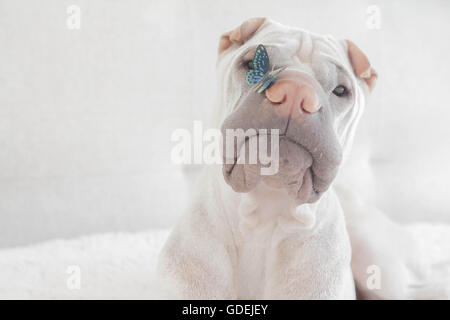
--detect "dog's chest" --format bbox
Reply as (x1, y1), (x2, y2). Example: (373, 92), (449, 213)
(235, 212), (279, 299)
(233, 196), (308, 299)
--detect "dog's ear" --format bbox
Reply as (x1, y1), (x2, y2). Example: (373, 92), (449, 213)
(218, 17), (267, 55)
(345, 40), (377, 91)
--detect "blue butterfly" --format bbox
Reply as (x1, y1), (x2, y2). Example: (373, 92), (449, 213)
(246, 44), (286, 94)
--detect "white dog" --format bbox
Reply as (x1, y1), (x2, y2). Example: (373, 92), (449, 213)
(157, 17), (378, 299)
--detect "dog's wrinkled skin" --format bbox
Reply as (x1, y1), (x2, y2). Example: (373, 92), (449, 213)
(157, 18), (377, 299)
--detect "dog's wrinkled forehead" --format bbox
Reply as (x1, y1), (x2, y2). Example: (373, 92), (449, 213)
(218, 20), (352, 80)
(217, 18), (376, 94)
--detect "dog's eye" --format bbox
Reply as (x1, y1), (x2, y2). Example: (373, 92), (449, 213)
(245, 60), (254, 69)
(332, 85), (349, 97)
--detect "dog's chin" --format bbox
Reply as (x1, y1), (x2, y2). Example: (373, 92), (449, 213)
(261, 138), (322, 204)
(223, 136), (326, 205)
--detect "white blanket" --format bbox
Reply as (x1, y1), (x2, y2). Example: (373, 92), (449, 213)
(0, 225), (448, 299)
(0, 230), (169, 299)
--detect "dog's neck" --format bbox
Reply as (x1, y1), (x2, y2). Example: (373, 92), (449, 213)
(217, 170), (337, 241)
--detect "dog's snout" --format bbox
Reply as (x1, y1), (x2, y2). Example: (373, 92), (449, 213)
(265, 78), (321, 114)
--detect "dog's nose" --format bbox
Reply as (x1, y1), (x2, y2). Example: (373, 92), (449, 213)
(265, 78), (321, 114)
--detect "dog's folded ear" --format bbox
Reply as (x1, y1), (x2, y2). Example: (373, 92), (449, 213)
(345, 40), (377, 91)
(218, 17), (267, 55)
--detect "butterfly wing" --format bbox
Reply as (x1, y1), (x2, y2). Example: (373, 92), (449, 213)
(253, 44), (270, 74)
(246, 69), (265, 85)
(246, 45), (271, 85)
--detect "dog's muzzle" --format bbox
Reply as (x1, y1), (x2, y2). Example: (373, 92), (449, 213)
(221, 70), (342, 204)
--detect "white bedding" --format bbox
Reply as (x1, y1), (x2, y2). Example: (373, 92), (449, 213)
(0, 225), (448, 299)
(0, 230), (169, 299)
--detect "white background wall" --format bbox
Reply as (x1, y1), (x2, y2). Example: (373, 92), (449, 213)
(1, 0), (449, 247)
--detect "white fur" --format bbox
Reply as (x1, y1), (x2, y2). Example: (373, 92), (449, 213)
(157, 165), (355, 299)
